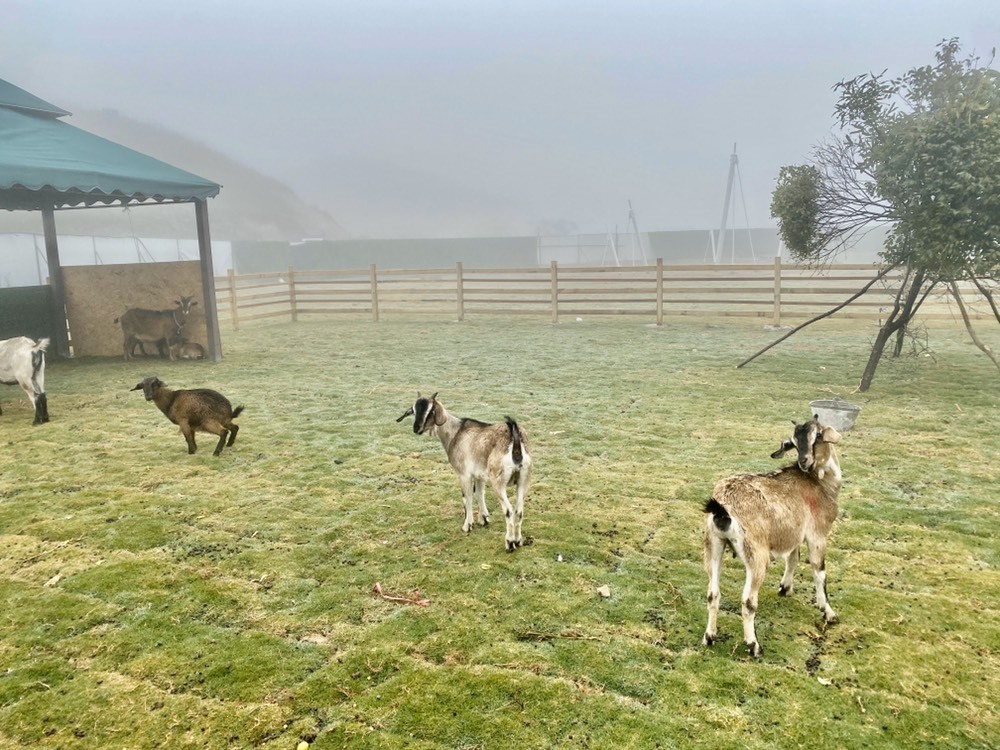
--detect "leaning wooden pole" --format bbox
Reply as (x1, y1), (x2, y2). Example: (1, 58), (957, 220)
(736, 265), (895, 369)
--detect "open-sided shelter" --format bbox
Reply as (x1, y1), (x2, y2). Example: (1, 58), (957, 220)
(0, 78), (223, 359)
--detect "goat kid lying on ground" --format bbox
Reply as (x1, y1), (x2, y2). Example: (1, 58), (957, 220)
(168, 336), (206, 360)
(132, 376), (243, 456)
(397, 392), (532, 552)
(703, 416), (843, 657)
(0, 336), (50, 425)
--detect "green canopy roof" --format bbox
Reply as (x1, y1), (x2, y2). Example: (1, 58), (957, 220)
(0, 78), (220, 211)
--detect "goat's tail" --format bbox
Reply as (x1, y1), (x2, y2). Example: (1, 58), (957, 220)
(232, 405), (245, 419)
(505, 416), (523, 465)
(703, 498), (732, 533)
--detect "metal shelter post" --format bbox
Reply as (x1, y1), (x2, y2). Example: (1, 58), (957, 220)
(194, 199), (223, 362)
(41, 205), (70, 357)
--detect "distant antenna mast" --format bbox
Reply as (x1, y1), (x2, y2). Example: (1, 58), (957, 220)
(712, 144), (756, 264)
(627, 200), (648, 265)
(714, 144), (738, 264)
(603, 227), (622, 266)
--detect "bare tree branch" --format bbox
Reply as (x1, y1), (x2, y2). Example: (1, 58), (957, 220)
(950, 281), (1000, 373)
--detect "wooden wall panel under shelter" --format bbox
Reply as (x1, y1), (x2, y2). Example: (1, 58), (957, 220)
(63, 261), (207, 358)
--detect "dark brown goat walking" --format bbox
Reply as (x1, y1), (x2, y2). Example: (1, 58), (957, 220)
(132, 376), (243, 456)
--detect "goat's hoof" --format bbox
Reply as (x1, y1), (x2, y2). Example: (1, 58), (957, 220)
(746, 641), (762, 657)
(703, 633), (715, 647)
(778, 585), (793, 597)
(480, 517), (490, 527)
(505, 540), (518, 553)
(824, 611), (839, 625)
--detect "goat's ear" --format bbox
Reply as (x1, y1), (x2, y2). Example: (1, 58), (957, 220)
(190, 300), (198, 307)
(820, 425), (842, 444)
(130, 382), (144, 391)
(433, 403), (447, 426)
(770, 439), (794, 459)
(396, 407), (414, 423)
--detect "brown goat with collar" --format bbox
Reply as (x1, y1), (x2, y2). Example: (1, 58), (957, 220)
(702, 417), (843, 657)
(132, 376), (243, 456)
(398, 392), (532, 552)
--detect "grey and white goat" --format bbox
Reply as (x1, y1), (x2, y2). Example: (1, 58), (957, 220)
(116, 295), (197, 361)
(0, 336), (50, 425)
(702, 416), (843, 657)
(397, 392), (532, 552)
(132, 376), (243, 456)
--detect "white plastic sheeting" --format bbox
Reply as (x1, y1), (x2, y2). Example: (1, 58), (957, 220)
(0, 233), (232, 287)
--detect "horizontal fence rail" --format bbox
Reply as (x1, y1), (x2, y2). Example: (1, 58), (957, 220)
(214, 260), (985, 329)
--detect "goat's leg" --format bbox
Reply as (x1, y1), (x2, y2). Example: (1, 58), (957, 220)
(33, 392), (48, 425)
(807, 538), (837, 623)
(490, 478), (518, 552)
(511, 469), (529, 547)
(226, 423), (239, 446)
(474, 480), (489, 526)
(459, 477), (476, 533)
(702, 532), (725, 647)
(213, 430), (229, 456)
(741, 559), (767, 657)
(179, 422), (197, 454)
(778, 547), (799, 596)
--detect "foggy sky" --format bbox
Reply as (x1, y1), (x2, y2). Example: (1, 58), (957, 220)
(3, 0), (998, 239)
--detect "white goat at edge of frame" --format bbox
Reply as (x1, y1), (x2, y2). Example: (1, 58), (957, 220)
(398, 392), (532, 552)
(702, 416), (843, 657)
(0, 336), (50, 425)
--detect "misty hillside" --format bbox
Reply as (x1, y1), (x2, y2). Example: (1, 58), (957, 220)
(0, 109), (347, 242)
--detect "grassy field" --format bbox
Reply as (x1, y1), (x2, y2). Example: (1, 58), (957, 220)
(1, 314), (997, 749)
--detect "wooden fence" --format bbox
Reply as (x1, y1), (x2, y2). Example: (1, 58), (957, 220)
(214, 259), (979, 330)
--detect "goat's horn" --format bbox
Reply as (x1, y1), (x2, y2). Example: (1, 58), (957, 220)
(396, 407), (414, 423)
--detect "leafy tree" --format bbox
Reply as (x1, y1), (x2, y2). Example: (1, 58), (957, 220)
(766, 39), (1000, 391)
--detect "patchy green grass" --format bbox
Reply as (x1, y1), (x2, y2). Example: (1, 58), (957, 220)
(1, 314), (998, 749)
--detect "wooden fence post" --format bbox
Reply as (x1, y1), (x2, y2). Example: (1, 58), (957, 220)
(550, 260), (559, 323)
(370, 263), (380, 322)
(227, 268), (240, 331)
(456, 261), (465, 321)
(656, 257), (664, 326)
(288, 265), (298, 323)
(773, 255), (782, 326)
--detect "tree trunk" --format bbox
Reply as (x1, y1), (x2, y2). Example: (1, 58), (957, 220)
(858, 266), (927, 391)
(891, 268), (929, 357)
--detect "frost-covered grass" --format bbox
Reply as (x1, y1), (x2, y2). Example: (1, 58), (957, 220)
(0, 315), (997, 749)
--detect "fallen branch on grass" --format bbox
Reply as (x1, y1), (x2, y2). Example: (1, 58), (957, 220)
(514, 629), (603, 642)
(372, 582), (429, 606)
